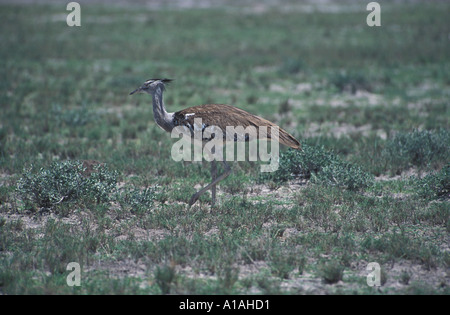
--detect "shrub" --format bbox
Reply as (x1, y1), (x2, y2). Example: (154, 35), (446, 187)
(415, 163), (449, 200)
(399, 270), (411, 285)
(154, 264), (176, 294)
(117, 186), (157, 215)
(319, 159), (374, 191)
(319, 261), (344, 284)
(382, 129), (449, 174)
(84, 163), (119, 203)
(16, 160), (117, 210)
(269, 247), (306, 279)
(262, 144), (373, 191)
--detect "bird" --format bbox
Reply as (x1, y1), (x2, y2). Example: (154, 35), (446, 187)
(130, 78), (300, 207)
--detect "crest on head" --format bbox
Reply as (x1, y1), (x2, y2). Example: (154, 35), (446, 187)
(145, 78), (173, 85)
(130, 78), (173, 95)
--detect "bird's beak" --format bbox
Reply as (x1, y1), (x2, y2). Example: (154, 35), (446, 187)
(129, 87), (140, 95)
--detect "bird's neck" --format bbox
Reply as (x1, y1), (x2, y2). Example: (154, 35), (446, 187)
(152, 86), (174, 132)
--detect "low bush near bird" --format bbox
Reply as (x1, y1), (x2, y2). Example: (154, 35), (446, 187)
(262, 144), (373, 191)
(16, 160), (117, 211)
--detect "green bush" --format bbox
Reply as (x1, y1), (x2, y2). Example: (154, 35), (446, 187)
(382, 129), (449, 174)
(415, 163), (449, 200)
(154, 264), (177, 294)
(86, 163), (119, 203)
(319, 261), (344, 284)
(319, 159), (374, 191)
(262, 144), (373, 191)
(269, 247), (306, 279)
(16, 160), (117, 210)
(117, 186), (157, 215)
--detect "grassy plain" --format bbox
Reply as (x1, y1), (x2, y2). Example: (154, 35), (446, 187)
(0, 1), (449, 294)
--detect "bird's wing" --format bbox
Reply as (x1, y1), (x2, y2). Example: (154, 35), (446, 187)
(174, 104), (300, 149)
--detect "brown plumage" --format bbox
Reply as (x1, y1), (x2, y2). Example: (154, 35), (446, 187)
(130, 78), (301, 207)
(174, 104), (300, 149)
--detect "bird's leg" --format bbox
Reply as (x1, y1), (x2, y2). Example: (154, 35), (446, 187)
(211, 159), (217, 206)
(189, 160), (231, 207)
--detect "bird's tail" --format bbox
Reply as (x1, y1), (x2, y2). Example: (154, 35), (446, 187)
(257, 122), (301, 150)
(277, 127), (301, 150)
(252, 117), (301, 150)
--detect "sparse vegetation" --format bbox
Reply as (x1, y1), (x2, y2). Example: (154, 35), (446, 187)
(0, 0), (449, 295)
(382, 129), (449, 175)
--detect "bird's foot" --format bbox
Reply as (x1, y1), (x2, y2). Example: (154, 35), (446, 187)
(188, 193), (200, 207)
(188, 193), (217, 207)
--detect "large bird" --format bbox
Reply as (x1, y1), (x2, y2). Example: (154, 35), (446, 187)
(130, 78), (300, 206)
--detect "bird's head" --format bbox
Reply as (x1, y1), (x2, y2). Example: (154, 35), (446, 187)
(129, 78), (173, 95)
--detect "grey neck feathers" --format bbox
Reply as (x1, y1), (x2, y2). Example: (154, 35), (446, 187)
(152, 86), (174, 132)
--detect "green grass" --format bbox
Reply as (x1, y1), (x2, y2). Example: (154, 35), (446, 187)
(0, 1), (449, 295)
